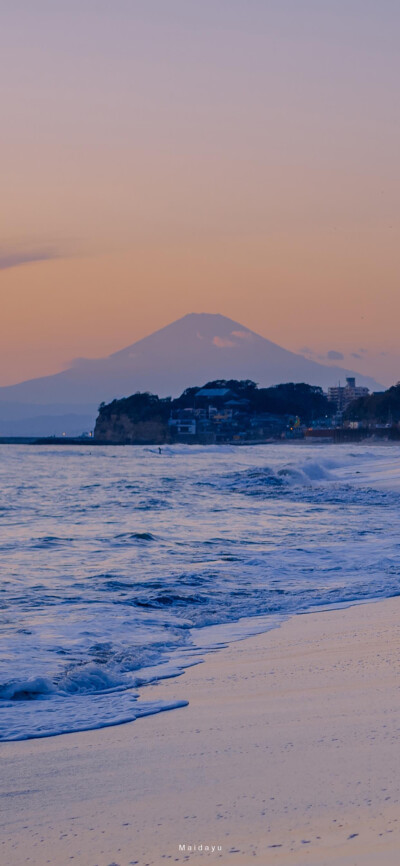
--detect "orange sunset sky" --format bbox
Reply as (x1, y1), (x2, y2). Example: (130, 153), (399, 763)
(1, 1), (399, 387)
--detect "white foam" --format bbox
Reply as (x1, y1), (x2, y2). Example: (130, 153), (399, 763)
(2, 441), (400, 740)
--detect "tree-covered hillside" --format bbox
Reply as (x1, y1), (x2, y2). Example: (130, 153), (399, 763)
(345, 384), (400, 424)
(95, 380), (334, 443)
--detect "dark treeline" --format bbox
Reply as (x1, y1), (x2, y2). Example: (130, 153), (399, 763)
(344, 383), (400, 424)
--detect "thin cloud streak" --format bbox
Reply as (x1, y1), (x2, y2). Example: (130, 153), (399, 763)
(0, 246), (62, 272)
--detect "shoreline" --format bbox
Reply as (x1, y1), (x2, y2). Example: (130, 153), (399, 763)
(1, 436), (400, 447)
(1, 596), (400, 864)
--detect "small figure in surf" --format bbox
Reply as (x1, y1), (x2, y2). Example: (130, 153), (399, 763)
(158, 447), (162, 455)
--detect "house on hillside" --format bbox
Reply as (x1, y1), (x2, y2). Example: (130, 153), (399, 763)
(195, 387), (235, 402)
(168, 410), (197, 437)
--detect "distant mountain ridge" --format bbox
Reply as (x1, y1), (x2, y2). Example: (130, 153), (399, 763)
(0, 313), (382, 435)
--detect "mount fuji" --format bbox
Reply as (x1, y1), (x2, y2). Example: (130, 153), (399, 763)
(0, 313), (381, 435)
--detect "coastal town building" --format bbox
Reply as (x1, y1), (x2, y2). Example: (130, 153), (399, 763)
(327, 377), (369, 412)
(195, 387), (233, 400)
(153, 403), (305, 444)
(168, 413), (197, 436)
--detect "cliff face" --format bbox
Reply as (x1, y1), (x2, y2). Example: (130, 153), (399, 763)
(94, 413), (168, 444)
(94, 392), (170, 444)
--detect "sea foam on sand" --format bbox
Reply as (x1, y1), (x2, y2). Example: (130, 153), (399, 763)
(1, 595), (400, 865)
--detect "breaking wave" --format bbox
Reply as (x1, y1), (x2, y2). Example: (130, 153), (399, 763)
(1, 442), (400, 739)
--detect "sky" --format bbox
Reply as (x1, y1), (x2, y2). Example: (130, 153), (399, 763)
(1, 0), (399, 387)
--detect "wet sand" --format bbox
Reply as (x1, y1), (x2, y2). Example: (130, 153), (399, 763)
(1, 597), (400, 865)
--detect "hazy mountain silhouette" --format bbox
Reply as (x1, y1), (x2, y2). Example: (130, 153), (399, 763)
(0, 313), (382, 435)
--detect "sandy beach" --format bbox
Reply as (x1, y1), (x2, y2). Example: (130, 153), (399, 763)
(1, 597), (400, 866)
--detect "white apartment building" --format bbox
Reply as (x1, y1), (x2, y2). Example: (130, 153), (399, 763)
(328, 377), (369, 411)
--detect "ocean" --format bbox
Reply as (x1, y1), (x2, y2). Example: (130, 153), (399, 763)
(1, 442), (400, 741)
